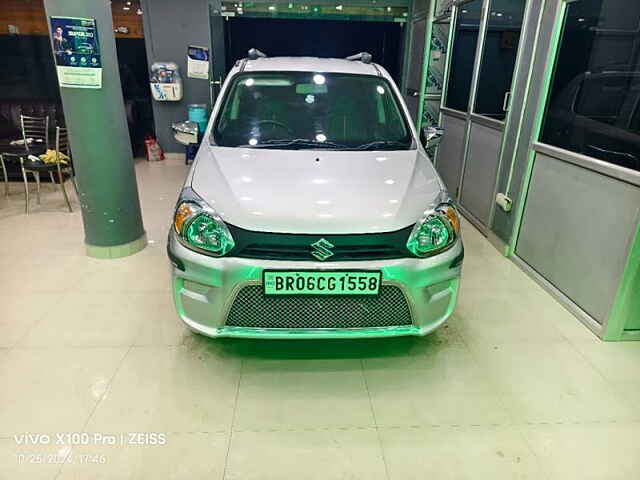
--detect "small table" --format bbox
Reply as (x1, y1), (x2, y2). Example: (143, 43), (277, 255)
(0, 141), (47, 196)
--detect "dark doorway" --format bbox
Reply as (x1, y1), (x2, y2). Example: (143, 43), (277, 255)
(224, 18), (404, 82)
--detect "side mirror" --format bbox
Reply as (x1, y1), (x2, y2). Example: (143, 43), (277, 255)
(420, 126), (444, 149)
(172, 120), (198, 146)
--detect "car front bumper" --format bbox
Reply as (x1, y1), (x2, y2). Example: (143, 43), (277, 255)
(167, 231), (463, 339)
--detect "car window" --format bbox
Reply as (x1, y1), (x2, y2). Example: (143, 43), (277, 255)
(212, 72), (413, 150)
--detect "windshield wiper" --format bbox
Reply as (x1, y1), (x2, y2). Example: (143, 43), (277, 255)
(242, 138), (348, 150)
(350, 140), (412, 151)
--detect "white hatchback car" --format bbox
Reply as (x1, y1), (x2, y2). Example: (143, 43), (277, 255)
(167, 51), (463, 339)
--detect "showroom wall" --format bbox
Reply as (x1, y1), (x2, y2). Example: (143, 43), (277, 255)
(140, 0), (213, 152)
(0, 0), (153, 155)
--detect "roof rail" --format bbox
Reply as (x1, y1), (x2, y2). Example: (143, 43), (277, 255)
(346, 52), (373, 64)
(247, 48), (267, 60)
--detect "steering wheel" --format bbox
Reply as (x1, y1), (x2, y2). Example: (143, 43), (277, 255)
(256, 119), (293, 135)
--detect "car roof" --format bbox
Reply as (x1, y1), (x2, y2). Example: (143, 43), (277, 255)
(236, 56), (384, 77)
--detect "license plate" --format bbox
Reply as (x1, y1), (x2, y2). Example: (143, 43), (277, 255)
(263, 270), (382, 296)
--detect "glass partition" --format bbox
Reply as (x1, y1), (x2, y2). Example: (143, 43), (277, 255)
(424, 16), (451, 128)
(444, 0), (483, 111)
(540, 0), (640, 172)
(473, 0), (525, 120)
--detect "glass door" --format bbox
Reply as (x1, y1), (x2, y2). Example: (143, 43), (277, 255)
(433, 0), (483, 202)
(473, 0), (526, 121)
(458, 0), (526, 230)
(435, 0), (528, 232)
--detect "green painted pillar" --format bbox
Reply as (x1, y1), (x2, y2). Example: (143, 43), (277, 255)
(44, 0), (146, 259)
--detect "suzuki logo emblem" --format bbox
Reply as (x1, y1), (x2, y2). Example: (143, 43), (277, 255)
(310, 238), (335, 261)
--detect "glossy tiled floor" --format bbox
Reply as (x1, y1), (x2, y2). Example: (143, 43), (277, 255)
(1, 156), (639, 479)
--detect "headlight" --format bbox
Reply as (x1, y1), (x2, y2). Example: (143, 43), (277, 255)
(173, 193), (235, 256)
(406, 203), (460, 257)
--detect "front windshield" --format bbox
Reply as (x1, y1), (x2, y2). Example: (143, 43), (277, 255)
(212, 72), (413, 150)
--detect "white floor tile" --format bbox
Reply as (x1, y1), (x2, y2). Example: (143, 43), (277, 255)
(363, 344), (514, 427)
(469, 342), (637, 423)
(0, 293), (62, 348)
(19, 293), (143, 347)
(225, 429), (388, 480)
(380, 425), (546, 480)
(522, 423), (640, 480)
(235, 358), (374, 429)
(87, 345), (241, 433)
(0, 348), (128, 437)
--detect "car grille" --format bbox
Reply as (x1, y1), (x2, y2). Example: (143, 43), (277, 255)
(225, 284), (413, 329)
(226, 224), (413, 261)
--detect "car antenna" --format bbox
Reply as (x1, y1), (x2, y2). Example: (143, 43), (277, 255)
(346, 52), (373, 64)
(248, 48), (267, 60)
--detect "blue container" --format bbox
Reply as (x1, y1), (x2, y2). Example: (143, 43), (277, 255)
(188, 104), (208, 137)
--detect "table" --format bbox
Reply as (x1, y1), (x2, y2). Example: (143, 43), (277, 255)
(0, 141), (47, 196)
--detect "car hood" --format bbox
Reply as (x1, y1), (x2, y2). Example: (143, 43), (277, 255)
(191, 144), (445, 234)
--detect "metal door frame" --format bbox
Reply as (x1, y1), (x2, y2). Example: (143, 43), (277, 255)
(209, 3), (229, 106)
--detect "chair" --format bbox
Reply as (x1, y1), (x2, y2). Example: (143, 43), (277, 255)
(0, 153), (8, 198)
(21, 114), (49, 152)
(20, 126), (74, 213)
(0, 115), (49, 199)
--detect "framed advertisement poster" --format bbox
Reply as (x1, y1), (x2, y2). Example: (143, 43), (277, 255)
(187, 45), (210, 80)
(50, 16), (102, 89)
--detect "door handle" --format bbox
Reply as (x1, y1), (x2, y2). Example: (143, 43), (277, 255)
(406, 88), (420, 97)
(503, 91), (512, 112)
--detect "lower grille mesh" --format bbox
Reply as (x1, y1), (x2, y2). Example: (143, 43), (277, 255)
(225, 285), (413, 329)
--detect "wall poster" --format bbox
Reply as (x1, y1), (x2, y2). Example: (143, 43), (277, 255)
(187, 45), (210, 80)
(50, 16), (102, 89)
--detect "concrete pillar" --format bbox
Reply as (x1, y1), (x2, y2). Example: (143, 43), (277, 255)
(43, 0), (146, 259)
